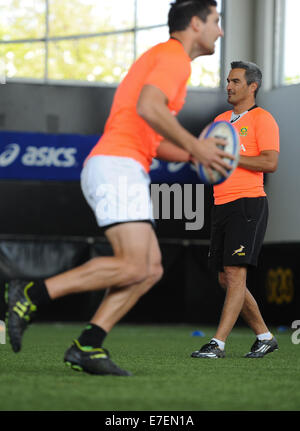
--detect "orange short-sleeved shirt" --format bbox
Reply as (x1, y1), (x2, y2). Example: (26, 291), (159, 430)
(87, 39), (191, 172)
(213, 107), (280, 205)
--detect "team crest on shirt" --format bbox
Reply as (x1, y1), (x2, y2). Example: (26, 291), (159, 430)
(240, 127), (248, 137)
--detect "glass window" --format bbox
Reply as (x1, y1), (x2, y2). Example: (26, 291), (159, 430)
(136, 26), (169, 59)
(48, 0), (135, 37)
(189, 0), (222, 88)
(0, 0), (46, 40)
(190, 35), (222, 88)
(48, 33), (134, 83)
(283, 0), (300, 85)
(0, 0), (223, 88)
(136, 0), (170, 27)
(0, 42), (45, 79)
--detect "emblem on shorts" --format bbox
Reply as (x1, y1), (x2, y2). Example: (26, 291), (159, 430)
(232, 245), (246, 256)
(240, 127), (248, 137)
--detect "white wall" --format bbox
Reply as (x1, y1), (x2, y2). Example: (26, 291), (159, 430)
(259, 84), (300, 242)
(221, 0), (255, 85)
(223, 0), (275, 89)
(254, 0), (276, 91)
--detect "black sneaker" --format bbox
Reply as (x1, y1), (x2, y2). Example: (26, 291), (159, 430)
(245, 336), (279, 358)
(191, 340), (225, 358)
(64, 339), (132, 376)
(6, 280), (37, 353)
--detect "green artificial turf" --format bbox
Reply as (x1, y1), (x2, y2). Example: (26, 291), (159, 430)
(0, 323), (299, 411)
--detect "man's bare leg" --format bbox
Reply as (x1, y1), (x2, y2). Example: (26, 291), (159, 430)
(191, 266), (246, 358)
(213, 266), (247, 342)
(216, 270), (278, 358)
(7, 222), (163, 362)
(218, 271), (269, 336)
(91, 229), (163, 332)
(45, 223), (157, 299)
(191, 265), (273, 359)
(62, 223), (163, 375)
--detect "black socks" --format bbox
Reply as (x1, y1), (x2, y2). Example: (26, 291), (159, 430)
(77, 323), (107, 348)
(25, 280), (52, 305)
(25, 281), (107, 349)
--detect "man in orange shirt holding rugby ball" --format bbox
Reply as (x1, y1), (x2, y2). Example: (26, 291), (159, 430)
(6, 0), (232, 376)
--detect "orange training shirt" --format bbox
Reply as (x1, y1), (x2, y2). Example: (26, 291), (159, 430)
(213, 107), (280, 205)
(87, 39), (191, 172)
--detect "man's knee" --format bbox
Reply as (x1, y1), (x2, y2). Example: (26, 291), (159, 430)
(122, 261), (149, 286)
(218, 272), (227, 290)
(87, 256), (147, 287)
(150, 262), (164, 285)
(138, 262), (164, 296)
(223, 266), (247, 287)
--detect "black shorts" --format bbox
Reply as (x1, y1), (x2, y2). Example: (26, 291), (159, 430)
(208, 197), (268, 272)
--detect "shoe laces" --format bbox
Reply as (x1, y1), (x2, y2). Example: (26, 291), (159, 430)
(251, 338), (269, 351)
(73, 339), (110, 358)
(201, 340), (219, 352)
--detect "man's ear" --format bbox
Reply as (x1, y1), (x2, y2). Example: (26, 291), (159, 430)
(190, 15), (203, 32)
(250, 82), (258, 96)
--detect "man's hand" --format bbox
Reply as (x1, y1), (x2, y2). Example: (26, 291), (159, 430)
(191, 137), (235, 178)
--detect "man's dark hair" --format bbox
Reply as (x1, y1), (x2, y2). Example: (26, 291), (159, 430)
(231, 61), (263, 97)
(168, 0), (218, 34)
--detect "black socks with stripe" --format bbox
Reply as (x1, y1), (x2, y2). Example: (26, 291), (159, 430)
(25, 280), (52, 306)
(77, 323), (107, 348)
(24, 281), (107, 349)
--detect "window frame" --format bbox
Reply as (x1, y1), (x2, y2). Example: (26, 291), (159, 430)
(273, 0), (286, 88)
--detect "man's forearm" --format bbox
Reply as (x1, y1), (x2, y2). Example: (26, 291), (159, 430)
(239, 153), (278, 173)
(156, 140), (191, 162)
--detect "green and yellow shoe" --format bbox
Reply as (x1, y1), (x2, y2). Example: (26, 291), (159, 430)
(6, 280), (37, 353)
(64, 339), (132, 376)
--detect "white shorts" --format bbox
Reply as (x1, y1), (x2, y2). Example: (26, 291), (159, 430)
(81, 155), (154, 229)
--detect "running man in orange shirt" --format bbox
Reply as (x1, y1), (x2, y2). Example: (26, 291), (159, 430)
(191, 61), (280, 359)
(6, 0), (231, 376)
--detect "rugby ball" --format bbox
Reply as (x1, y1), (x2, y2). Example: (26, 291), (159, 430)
(195, 121), (240, 185)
